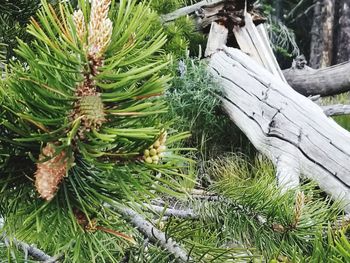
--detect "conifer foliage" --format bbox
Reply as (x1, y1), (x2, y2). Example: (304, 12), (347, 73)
(0, 0), (190, 261)
(0, 0), (41, 61)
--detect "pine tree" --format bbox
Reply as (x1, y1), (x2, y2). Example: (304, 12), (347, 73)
(0, 0), (192, 261)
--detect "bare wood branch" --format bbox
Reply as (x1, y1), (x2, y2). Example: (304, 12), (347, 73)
(144, 204), (199, 220)
(283, 62), (350, 96)
(1, 218), (59, 262)
(117, 207), (192, 262)
(322, 104), (350, 116)
(161, 0), (224, 23)
(2, 236), (58, 262)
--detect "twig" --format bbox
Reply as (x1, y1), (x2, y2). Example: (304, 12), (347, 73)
(190, 194), (268, 224)
(147, 194), (268, 226)
(143, 204), (199, 219)
(161, 0), (224, 23)
(117, 206), (192, 262)
(285, 0), (312, 21)
(2, 235), (58, 262)
(0, 218), (58, 262)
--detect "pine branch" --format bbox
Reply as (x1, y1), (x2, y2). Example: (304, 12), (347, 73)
(1, 235), (58, 262)
(147, 195), (270, 227)
(1, 218), (59, 262)
(143, 204), (199, 219)
(117, 206), (192, 262)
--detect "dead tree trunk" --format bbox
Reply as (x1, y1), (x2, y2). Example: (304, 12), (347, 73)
(310, 0), (335, 68)
(310, 0), (350, 66)
(334, 0), (350, 64)
(209, 46), (350, 212)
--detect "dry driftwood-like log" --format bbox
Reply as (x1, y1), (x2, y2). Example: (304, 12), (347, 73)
(322, 104), (350, 116)
(209, 46), (350, 212)
(283, 62), (350, 96)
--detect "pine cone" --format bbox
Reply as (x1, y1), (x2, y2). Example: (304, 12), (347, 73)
(35, 143), (69, 201)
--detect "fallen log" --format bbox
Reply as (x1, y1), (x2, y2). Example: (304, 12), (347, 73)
(283, 62), (350, 96)
(322, 104), (350, 116)
(209, 46), (350, 212)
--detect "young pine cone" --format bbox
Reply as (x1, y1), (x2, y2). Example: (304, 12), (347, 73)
(35, 143), (69, 201)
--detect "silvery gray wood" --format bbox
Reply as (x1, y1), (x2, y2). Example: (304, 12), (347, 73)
(283, 62), (350, 96)
(209, 46), (350, 212)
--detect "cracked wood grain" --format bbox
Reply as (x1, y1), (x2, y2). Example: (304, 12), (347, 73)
(209, 47), (350, 212)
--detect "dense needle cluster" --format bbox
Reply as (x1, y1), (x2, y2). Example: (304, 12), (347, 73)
(35, 0), (113, 200)
(71, 0), (112, 138)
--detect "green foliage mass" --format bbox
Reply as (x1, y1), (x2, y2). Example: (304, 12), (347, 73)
(164, 57), (253, 183)
(148, 0), (206, 58)
(0, 0), (41, 61)
(0, 0), (192, 261)
(197, 154), (349, 262)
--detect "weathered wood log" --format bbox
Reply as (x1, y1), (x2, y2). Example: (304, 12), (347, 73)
(322, 104), (350, 116)
(283, 62), (350, 96)
(209, 46), (350, 212)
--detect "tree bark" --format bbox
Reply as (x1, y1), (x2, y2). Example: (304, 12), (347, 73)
(283, 62), (350, 96)
(334, 0), (350, 64)
(322, 0), (335, 67)
(310, 0), (335, 68)
(209, 46), (350, 212)
(310, 0), (350, 66)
